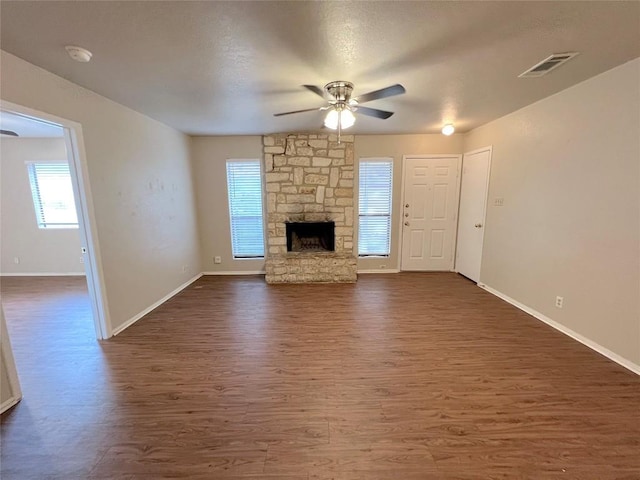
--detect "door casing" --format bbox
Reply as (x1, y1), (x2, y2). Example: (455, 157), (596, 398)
(0, 100), (111, 339)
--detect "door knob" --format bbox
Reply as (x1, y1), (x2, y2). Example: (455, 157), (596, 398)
(404, 213), (409, 217)
(405, 204), (409, 208)
(404, 221), (410, 226)
(474, 223), (483, 228)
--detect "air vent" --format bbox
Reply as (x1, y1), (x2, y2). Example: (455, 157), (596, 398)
(519, 52), (579, 78)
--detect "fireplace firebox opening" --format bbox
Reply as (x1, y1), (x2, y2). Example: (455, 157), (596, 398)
(286, 221), (335, 253)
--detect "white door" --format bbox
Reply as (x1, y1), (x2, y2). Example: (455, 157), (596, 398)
(400, 156), (461, 271)
(455, 147), (492, 282)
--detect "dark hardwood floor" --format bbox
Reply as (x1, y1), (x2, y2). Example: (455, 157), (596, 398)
(1, 273), (638, 479)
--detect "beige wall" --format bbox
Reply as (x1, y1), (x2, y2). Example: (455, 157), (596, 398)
(464, 58), (640, 366)
(191, 136), (264, 273)
(191, 134), (465, 273)
(1, 138), (84, 275)
(355, 134), (464, 270)
(1, 51), (201, 333)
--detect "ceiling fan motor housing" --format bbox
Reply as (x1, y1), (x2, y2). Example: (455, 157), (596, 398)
(325, 81), (354, 103)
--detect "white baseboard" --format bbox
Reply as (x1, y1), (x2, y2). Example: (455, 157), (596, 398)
(357, 269), (400, 274)
(0, 395), (21, 414)
(111, 273), (203, 337)
(479, 283), (640, 376)
(0, 272), (86, 277)
(202, 271), (265, 275)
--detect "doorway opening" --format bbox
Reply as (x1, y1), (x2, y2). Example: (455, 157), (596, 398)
(0, 103), (109, 413)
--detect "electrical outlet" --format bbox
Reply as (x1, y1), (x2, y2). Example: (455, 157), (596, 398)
(80, 257), (84, 264)
(214, 256), (222, 264)
(555, 296), (564, 308)
(494, 197), (504, 206)
(13, 257), (19, 264)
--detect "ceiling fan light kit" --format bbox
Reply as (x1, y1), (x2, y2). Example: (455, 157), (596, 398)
(324, 107), (356, 130)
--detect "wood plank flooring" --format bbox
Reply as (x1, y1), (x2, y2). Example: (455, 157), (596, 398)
(1, 273), (638, 479)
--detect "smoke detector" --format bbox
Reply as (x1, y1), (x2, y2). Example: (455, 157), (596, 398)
(519, 52), (579, 78)
(65, 45), (92, 63)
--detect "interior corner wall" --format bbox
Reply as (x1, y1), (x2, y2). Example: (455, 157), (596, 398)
(0, 50), (202, 334)
(1, 137), (84, 275)
(354, 134), (464, 271)
(463, 58), (640, 367)
(190, 135), (264, 273)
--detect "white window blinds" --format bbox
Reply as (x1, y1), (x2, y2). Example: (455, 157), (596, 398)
(358, 159), (393, 256)
(27, 162), (79, 229)
(226, 160), (265, 258)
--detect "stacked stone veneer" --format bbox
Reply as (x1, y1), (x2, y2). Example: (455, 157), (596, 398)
(263, 133), (357, 283)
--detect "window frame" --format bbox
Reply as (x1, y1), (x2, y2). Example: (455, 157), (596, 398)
(225, 158), (266, 259)
(358, 157), (393, 257)
(26, 161), (79, 229)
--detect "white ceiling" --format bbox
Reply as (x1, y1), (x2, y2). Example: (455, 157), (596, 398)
(1, 1), (638, 136)
(0, 111), (64, 138)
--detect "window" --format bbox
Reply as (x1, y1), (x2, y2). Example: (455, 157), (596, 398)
(27, 162), (78, 229)
(226, 160), (265, 258)
(358, 159), (393, 256)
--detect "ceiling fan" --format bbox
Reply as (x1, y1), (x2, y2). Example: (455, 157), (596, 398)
(274, 81), (406, 135)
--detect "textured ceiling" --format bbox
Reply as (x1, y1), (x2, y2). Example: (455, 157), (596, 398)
(1, 1), (638, 135)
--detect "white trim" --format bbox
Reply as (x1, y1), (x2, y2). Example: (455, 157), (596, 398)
(0, 100), (111, 340)
(399, 154), (463, 272)
(479, 283), (640, 376)
(111, 273), (203, 337)
(0, 272), (86, 277)
(202, 270), (266, 276)
(455, 145), (492, 281)
(1, 306), (22, 413)
(0, 396), (20, 414)
(357, 269), (400, 274)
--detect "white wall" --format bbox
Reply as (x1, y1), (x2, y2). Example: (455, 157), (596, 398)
(1, 51), (202, 334)
(355, 134), (464, 270)
(1, 137), (84, 275)
(464, 58), (640, 367)
(191, 136), (265, 273)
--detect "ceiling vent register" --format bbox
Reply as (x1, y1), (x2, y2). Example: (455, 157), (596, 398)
(519, 52), (579, 78)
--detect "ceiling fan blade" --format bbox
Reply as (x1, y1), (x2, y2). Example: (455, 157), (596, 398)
(273, 107), (321, 117)
(303, 85), (326, 99)
(0, 129), (19, 136)
(355, 84), (406, 104)
(356, 106), (394, 119)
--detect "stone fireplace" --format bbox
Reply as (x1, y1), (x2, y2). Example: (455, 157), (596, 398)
(263, 133), (357, 283)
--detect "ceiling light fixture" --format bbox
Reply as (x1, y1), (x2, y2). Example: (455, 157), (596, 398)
(324, 106), (356, 130)
(442, 124), (455, 136)
(65, 45), (93, 63)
